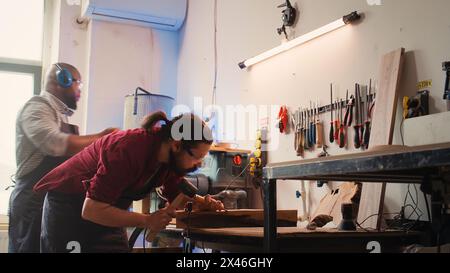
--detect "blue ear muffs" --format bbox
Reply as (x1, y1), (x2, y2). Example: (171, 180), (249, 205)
(54, 64), (73, 88)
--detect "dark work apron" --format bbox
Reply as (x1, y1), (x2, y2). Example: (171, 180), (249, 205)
(8, 123), (79, 253)
(40, 165), (163, 253)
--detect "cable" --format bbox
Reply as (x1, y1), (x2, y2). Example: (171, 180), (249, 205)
(202, 242), (207, 253)
(408, 184), (424, 219)
(183, 202), (193, 253)
(400, 117), (405, 146)
(223, 162), (251, 192)
(143, 228), (147, 253)
(356, 221), (374, 232)
(424, 192), (431, 223)
(212, 0), (218, 107)
(359, 212), (399, 227)
(403, 184), (423, 220)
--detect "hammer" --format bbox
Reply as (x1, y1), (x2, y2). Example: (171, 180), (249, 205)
(145, 179), (206, 242)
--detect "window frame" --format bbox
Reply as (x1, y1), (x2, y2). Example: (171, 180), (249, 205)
(0, 62), (42, 222)
(0, 60), (42, 95)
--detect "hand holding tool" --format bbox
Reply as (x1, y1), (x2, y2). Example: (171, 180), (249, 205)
(146, 180), (217, 242)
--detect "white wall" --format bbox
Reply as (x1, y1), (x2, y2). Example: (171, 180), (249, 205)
(177, 0), (450, 218)
(86, 21), (179, 133)
(42, 0), (61, 78)
(43, 1), (180, 134)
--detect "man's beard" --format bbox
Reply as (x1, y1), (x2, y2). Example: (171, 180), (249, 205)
(168, 150), (198, 176)
(63, 92), (77, 110)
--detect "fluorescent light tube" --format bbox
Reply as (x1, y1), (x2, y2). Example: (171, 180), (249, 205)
(239, 11), (361, 69)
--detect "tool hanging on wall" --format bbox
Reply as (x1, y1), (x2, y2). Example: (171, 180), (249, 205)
(443, 62), (450, 110)
(276, 0), (297, 39)
(362, 79), (373, 148)
(310, 101), (316, 147)
(293, 109), (304, 156)
(292, 82), (378, 154)
(359, 85), (368, 150)
(339, 99), (346, 148)
(353, 84), (362, 149)
(315, 100), (324, 149)
(334, 100), (340, 143)
(277, 106), (289, 133)
(304, 109), (310, 150)
(344, 94), (355, 127)
(329, 84), (335, 144)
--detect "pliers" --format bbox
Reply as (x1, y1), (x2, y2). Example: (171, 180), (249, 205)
(344, 95), (355, 127)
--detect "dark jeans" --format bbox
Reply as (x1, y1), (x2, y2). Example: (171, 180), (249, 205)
(41, 191), (129, 253)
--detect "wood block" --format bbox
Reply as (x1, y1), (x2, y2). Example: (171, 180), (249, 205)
(311, 182), (361, 226)
(176, 209), (297, 229)
(357, 48), (405, 230)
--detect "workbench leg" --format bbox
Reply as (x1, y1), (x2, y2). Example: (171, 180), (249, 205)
(263, 179), (277, 253)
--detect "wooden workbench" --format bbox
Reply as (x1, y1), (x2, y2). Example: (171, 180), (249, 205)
(159, 227), (423, 253)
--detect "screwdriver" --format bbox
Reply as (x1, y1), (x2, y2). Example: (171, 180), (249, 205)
(300, 110), (306, 151)
(329, 84), (334, 144)
(353, 83), (362, 149)
(339, 99), (346, 148)
(309, 101), (316, 146)
(316, 100), (324, 149)
(304, 110), (310, 149)
(363, 79), (372, 148)
(334, 100), (339, 142)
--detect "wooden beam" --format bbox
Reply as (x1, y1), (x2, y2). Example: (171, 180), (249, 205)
(176, 209), (297, 229)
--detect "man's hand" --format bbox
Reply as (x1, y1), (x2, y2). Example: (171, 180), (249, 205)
(144, 203), (175, 231)
(194, 195), (225, 211)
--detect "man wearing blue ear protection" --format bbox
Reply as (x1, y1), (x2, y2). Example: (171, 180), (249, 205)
(8, 63), (118, 253)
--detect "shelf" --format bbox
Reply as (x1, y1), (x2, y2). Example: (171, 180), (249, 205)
(209, 146), (251, 154)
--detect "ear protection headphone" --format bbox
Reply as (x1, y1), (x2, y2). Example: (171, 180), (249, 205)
(54, 63), (73, 88)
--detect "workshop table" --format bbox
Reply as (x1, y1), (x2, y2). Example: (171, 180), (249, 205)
(159, 226), (423, 253)
(262, 142), (450, 253)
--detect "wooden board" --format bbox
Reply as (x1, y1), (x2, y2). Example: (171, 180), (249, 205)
(330, 183), (361, 225)
(357, 48), (405, 230)
(176, 209), (297, 229)
(311, 182), (361, 226)
(209, 146), (251, 154)
(186, 227), (419, 238)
